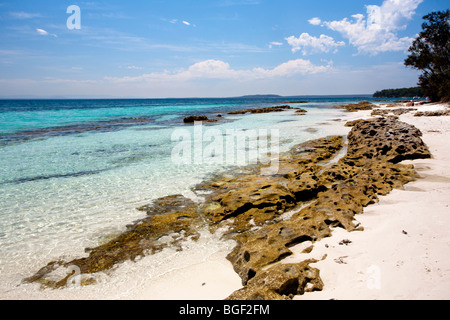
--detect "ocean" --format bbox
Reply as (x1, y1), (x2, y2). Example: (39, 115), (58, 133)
(0, 96), (386, 299)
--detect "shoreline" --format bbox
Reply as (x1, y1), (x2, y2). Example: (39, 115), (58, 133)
(138, 101), (450, 300)
(297, 102), (450, 300)
(7, 101), (450, 300)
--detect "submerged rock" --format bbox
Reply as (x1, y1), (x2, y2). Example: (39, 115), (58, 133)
(337, 101), (375, 112)
(24, 195), (202, 288)
(183, 116), (218, 123)
(228, 105), (292, 115)
(295, 108), (307, 115)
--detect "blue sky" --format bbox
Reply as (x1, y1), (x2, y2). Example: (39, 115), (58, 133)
(0, 0), (448, 98)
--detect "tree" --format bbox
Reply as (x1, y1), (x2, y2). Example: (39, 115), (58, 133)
(404, 10), (450, 102)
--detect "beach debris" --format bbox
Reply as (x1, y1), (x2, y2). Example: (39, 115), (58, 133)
(402, 230), (408, 235)
(339, 239), (352, 246)
(334, 256), (348, 264)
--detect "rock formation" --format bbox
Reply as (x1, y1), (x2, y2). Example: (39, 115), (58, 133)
(24, 117), (432, 300)
(228, 105), (292, 114)
(295, 108), (307, 115)
(183, 116), (218, 123)
(338, 101), (375, 112)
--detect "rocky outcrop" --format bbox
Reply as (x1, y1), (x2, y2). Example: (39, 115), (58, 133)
(24, 116), (432, 300)
(198, 135), (343, 235)
(228, 105), (292, 115)
(371, 108), (417, 116)
(183, 116), (218, 123)
(226, 261), (323, 300)
(415, 110), (450, 117)
(345, 117), (431, 164)
(295, 108), (307, 115)
(224, 117), (431, 298)
(337, 102), (375, 112)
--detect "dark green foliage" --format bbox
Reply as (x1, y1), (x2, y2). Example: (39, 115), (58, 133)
(404, 10), (450, 102)
(373, 87), (425, 98)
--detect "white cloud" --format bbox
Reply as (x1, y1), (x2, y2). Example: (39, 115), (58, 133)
(36, 28), (57, 38)
(10, 11), (41, 19)
(36, 28), (49, 36)
(323, 0), (423, 54)
(163, 18), (195, 27)
(105, 58), (332, 83)
(308, 17), (322, 26)
(268, 41), (283, 48)
(251, 59), (333, 78)
(285, 33), (345, 55)
(127, 65), (142, 70)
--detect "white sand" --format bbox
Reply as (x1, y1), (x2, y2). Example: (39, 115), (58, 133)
(293, 102), (450, 300)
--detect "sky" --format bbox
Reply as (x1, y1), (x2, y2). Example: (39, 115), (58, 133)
(0, 0), (448, 98)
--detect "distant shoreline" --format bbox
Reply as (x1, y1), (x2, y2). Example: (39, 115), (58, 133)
(0, 94), (375, 101)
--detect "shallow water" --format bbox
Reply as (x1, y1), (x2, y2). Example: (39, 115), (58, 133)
(0, 97), (383, 298)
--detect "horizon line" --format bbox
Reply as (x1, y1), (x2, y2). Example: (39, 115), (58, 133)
(0, 93), (375, 100)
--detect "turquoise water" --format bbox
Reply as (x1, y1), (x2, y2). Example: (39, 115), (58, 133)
(0, 96), (385, 298)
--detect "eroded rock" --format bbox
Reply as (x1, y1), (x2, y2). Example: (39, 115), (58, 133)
(223, 117), (431, 298)
(226, 261), (323, 300)
(24, 117), (432, 299)
(337, 102), (375, 112)
(228, 105), (292, 115)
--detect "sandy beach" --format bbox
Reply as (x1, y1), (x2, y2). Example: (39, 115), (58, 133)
(134, 102), (450, 301)
(293, 102), (450, 300)
(11, 101), (449, 301)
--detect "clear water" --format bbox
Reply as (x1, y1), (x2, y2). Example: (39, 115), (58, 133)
(0, 96), (387, 298)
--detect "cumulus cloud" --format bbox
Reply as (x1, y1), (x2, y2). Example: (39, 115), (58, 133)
(308, 17), (322, 26)
(285, 33), (345, 55)
(323, 0), (423, 54)
(251, 59), (332, 78)
(105, 59), (332, 83)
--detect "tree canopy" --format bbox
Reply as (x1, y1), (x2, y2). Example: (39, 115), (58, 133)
(404, 10), (450, 102)
(373, 87), (424, 98)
